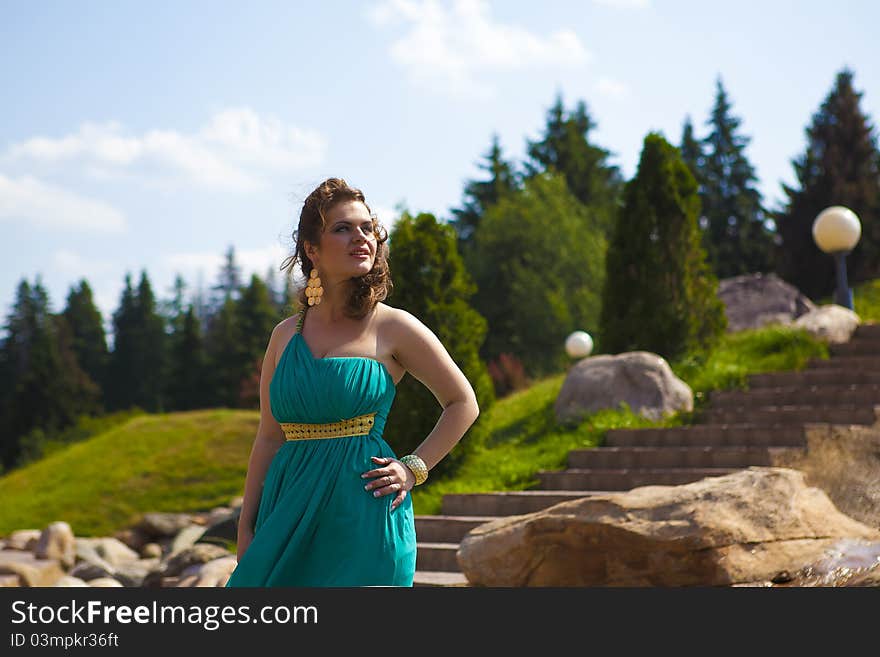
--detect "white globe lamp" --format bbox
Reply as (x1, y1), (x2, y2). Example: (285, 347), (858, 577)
(812, 206), (861, 309)
(565, 330), (593, 359)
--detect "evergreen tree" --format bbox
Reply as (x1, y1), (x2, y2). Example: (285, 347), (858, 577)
(470, 172), (607, 380)
(523, 93), (624, 237)
(385, 210), (493, 477)
(699, 77), (775, 278)
(0, 277), (98, 468)
(106, 271), (168, 412)
(679, 115), (704, 195)
(166, 305), (208, 411)
(600, 132), (726, 362)
(205, 296), (244, 408)
(161, 274), (189, 336)
(134, 271), (168, 412)
(106, 274), (138, 411)
(211, 245), (243, 311)
(449, 133), (519, 257)
(61, 279), (109, 401)
(236, 274), (279, 408)
(774, 68), (880, 299)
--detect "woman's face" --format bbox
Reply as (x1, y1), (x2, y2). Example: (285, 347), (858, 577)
(312, 200), (377, 278)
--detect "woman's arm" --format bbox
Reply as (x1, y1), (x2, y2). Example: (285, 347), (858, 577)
(388, 308), (480, 470)
(236, 321), (287, 556)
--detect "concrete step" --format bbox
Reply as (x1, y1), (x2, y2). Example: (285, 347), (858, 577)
(413, 570), (470, 587)
(537, 467), (738, 490)
(700, 403), (878, 426)
(416, 542), (460, 572)
(441, 490), (607, 516)
(605, 424), (806, 447)
(708, 383), (880, 408)
(853, 323), (880, 340)
(567, 445), (805, 469)
(807, 355), (880, 370)
(747, 370), (880, 387)
(830, 340), (880, 357)
(415, 515), (496, 543)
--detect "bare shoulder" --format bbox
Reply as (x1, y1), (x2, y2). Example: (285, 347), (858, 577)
(268, 314), (300, 354)
(379, 303), (477, 408)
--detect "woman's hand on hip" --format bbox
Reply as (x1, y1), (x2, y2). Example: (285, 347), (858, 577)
(362, 456), (415, 511)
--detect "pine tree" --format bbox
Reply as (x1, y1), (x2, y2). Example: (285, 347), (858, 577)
(774, 68), (880, 299)
(61, 279), (109, 401)
(449, 133), (519, 258)
(236, 275), (279, 408)
(470, 172), (607, 380)
(106, 274), (139, 411)
(205, 296), (244, 409)
(699, 77), (775, 278)
(166, 305), (208, 411)
(679, 115), (704, 195)
(385, 209), (493, 477)
(106, 271), (168, 412)
(523, 93), (624, 237)
(134, 271), (168, 412)
(600, 132), (727, 362)
(0, 277), (99, 468)
(211, 245), (243, 310)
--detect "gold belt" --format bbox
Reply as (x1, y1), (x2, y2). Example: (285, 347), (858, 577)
(281, 412), (376, 441)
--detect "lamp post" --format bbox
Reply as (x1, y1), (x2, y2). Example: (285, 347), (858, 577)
(812, 206), (861, 310)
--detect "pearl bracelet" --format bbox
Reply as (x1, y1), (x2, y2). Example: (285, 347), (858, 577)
(400, 454), (429, 486)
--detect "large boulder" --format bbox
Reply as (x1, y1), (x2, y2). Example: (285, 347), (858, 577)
(34, 522), (76, 569)
(555, 351), (692, 423)
(792, 304), (861, 344)
(773, 424), (880, 529)
(718, 273), (815, 332)
(0, 550), (65, 587)
(456, 467), (880, 587)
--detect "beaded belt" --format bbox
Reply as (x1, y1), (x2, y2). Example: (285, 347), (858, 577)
(281, 412), (376, 441)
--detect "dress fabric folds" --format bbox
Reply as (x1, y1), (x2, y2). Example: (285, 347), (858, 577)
(225, 320), (416, 587)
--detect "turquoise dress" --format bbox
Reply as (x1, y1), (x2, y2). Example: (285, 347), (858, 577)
(225, 308), (417, 587)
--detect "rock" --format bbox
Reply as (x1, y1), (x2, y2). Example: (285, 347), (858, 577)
(6, 529), (41, 551)
(75, 537), (139, 568)
(141, 543), (163, 559)
(205, 506), (234, 527)
(88, 577), (123, 587)
(53, 575), (90, 587)
(169, 524), (207, 556)
(0, 574), (22, 587)
(792, 304), (861, 344)
(72, 542), (117, 580)
(134, 512), (194, 539)
(113, 528), (151, 553)
(0, 549), (65, 587)
(457, 467), (880, 587)
(555, 351), (692, 423)
(772, 424), (880, 530)
(35, 521), (76, 569)
(113, 558), (161, 587)
(781, 538), (880, 587)
(142, 544), (230, 588)
(176, 556), (238, 587)
(717, 273), (816, 332)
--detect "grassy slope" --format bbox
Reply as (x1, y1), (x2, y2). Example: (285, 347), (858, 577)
(3, 277), (876, 536)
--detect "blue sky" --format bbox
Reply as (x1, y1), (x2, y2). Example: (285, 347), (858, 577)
(1, 0), (878, 338)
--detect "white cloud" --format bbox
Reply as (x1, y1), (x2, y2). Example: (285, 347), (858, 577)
(3, 108), (328, 193)
(53, 249), (115, 276)
(596, 77), (629, 99)
(592, 0), (651, 8)
(366, 0), (590, 100)
(0, 173), (127, 232)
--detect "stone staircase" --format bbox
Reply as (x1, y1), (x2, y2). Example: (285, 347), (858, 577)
(412, 321), (880, 587)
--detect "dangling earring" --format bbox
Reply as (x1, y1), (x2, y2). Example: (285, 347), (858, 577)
(306, 268), (323, 306)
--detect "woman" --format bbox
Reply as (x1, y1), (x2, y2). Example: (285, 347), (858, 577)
(225, 177), (480, 587)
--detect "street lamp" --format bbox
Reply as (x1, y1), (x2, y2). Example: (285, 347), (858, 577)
(812, 205), (861, 310)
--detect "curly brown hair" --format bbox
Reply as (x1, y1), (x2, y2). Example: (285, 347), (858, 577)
(280, 177), (392, 320)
